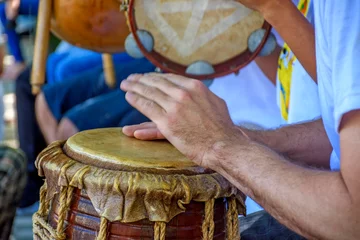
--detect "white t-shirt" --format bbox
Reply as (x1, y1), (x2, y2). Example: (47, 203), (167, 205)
(210, 61), (282, 214)
(314, 1), (360, 171)
(210, 62), (282, 130)
(276, 0), (321, 124)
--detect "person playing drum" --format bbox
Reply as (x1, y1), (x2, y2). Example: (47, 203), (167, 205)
(120, 0), (360, 239)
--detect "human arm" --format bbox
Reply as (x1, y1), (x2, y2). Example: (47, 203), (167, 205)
(123, 117), (332, 169)
(240, 119), (332, 169)
(123, 119), (332, 169)
(254, 44), (282, 85)
(120, 73), (360, 239)
(212, 111), (360, 239)
(237, 0), (317, 82)
(221, 2), (360, 236)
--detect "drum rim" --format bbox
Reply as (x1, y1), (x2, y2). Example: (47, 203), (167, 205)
(63, 128), (215, 175)
(127, 0), (272, 80)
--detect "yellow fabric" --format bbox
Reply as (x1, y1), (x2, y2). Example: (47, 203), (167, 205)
(35, 132), (246, 223)
(278, 0), (311, 121)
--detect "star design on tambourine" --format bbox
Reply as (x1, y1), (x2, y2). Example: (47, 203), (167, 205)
(141, 0), (253, 57)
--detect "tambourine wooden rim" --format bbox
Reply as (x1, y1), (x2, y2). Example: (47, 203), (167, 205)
(127, 0), (272, 80)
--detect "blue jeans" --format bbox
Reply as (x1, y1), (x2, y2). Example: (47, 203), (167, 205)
(43, 58), (154, 131)
(46, 48), (134, 84)
(240, 211), (305, 239)
(0, 0), (39, 62)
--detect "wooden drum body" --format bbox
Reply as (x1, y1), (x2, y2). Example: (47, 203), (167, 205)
(48, 190), (227, 239)
(33, 128), (246, 240)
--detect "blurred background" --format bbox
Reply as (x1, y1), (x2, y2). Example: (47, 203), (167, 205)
(1, 15), (36, 240)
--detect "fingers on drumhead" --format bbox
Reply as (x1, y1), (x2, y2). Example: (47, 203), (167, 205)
(123, 122), (156, 136)
(134, 128), (163, 140)
(125, 92), (164, 118)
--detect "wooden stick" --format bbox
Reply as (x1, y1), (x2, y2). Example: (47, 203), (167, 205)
(102, 53), (116, 88)
(31, 0), (52, 95)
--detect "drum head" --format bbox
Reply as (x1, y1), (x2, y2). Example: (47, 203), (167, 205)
(127, 0), (271, 79)
(64, 128), (211, 174)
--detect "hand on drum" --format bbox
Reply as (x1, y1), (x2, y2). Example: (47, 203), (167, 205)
(123, 122), (165, 140)
(120, 73), (246, 169)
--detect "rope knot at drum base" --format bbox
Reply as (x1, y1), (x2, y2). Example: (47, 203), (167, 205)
(33, 182), (57, 240)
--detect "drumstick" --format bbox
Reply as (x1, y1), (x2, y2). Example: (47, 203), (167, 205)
(31, 0), (52, 95)
(102, 53), (116, 88)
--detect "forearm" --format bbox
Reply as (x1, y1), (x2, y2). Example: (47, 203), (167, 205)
(254, 44), (282, 85)
(213, 140), (359, 239)
(240, 119), (332, 168)
(260, 0), (317, 82)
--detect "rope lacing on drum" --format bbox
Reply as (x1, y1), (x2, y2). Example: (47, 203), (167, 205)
(97, 217), (109, 240)
(202, 199), (215, 240)
(226, 197), (240, 240)
(57, 164), (90, 239)
(154, 222), (166, 240)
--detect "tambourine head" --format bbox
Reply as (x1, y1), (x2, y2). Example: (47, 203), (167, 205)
(51, 0), (129, 53)
(125, 0), (272, 80)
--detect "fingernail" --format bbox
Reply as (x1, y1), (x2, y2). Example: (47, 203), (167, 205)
(126, 91), (134, 98)
(128, 74), (140, 81)
(120, 81), (128, 90)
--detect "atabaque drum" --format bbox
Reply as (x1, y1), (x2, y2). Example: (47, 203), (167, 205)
(33, 128), (246, 240)
(51, 0), (129, 53)
(123, 0), (275, 80)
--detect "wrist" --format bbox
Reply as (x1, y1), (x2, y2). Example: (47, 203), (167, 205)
(237, 125), (288, 154)
(205, 127), (251, 172)
(236, 126), (258, 142)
